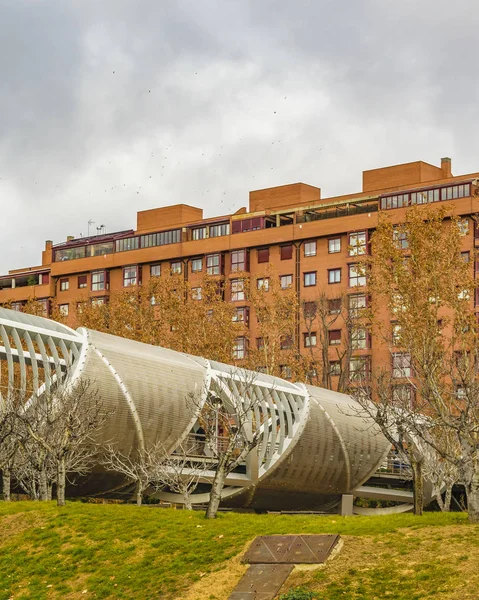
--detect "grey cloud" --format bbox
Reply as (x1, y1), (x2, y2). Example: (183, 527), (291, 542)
(0, 0), (478, 273)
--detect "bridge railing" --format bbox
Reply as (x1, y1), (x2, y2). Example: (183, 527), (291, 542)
(174, 433), (238, 459)
(376, 454), (412, 478)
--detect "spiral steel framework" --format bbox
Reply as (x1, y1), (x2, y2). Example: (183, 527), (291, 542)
(0, 307), (392, 510)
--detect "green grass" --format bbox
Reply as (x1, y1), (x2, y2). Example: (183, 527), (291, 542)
(0, 502), (477, 600)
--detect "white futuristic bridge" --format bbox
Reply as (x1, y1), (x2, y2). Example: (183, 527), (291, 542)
(0, 307), (407, 511)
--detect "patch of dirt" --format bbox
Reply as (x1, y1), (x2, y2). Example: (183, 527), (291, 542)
(0, 512), (45, 544)
(177, 542), (251, 600)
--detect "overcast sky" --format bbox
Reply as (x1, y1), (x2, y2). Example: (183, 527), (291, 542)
(1, 0), (478, 273)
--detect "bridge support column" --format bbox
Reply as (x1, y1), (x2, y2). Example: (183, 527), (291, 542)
(339, 494), (354, 516)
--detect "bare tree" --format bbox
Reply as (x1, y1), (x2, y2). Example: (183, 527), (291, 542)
(420, 428), (460, 512)
(189, 368), (269, 519)
(358, 205), (479, 521)
(0, 392), (22, 501)
(350, 369), (427, 515)
(101, 441), (166, 506)
(151, 442), (208, 510)
(301, 291), (356, 392)
(16, 380), (107, 505)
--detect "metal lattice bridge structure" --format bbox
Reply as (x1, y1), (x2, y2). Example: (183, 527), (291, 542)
(0, 307), (401, 511)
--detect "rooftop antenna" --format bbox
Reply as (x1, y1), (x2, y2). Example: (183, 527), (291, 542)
(88, 219), (95, 236)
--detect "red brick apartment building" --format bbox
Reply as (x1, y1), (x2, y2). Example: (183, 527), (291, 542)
(2, 157), (479, 379)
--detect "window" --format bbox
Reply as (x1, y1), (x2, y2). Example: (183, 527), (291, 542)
(349, 293), (367, 317)
(231, 279), (245, 301)
(304, 241), (317, 257)
(392, 323), (402, 346)
(351, 327), (369, 349)
(77, 301), (86, 315)
(303, 271), (317, 287)
(123, 266), (138, 287)
(393, 229), (409, 249)
(192, 287), (202, 300)
(233, 337), (247, 359)
(209, 223), (230, 238)
(140, 229), (180, 248)
(232, 217), (264, 233)
(257, 248), (270, 263)
(329, 329), (341, 346)
(54, 246), (86, 262)
(330, 361), (341, 376)
(91, 271), (106, 291)
(192, 226), (207, 240)
(191, 258), (203, 273)
(37, 299), (48, 317)
(280, 365), (292, 379)
(458, 218), (469, 236)
(280, 244), (293, 260)
(349, 264), (366, 287)
(91, 297), (106, 307)
(87, 242), (114, 257)
(442, 186), (469, 201)
(11, 302), (23, 311)
(381, 183), (471, 210)
(59, 278), (69, 291)
(59, 304), (69, 316)
(382, 193), (412, 209)
(304, 332), (317, 347)
(150, 264), (161, 277)
(328, 268), (341, 284)
(391, 292), (407, 314)
(303, 301), (317, 318)
(231, 249), (249, 272)
(328, 238), (341, 253)
(328, 298), (342, 314)
(257, 278), (270, 291)
(171, 261), (182, 275)
(256, 337), (264, 350)
(204, 254), (220, 275)
(281, 335), (293, 350)
(233, 307), (249, 324)
(349, 357), (370, 382)
(280, 274), (293, 289)
(115, 237), (139, 252)
(392, 385), (415, 406)
(78, 275), (87, 289)
(461, 251), (470, 263)
(392, 353), (412, 378)
(349, 231), (367, 256)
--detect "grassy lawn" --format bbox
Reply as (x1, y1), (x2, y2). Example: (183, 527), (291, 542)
(0, 502), (477, 600)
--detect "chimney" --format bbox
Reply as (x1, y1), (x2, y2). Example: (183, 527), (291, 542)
(66, 236), (75, 242)
(441, 157), (452, 178)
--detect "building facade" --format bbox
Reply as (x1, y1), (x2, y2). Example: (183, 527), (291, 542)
(1, 156), (478, 385)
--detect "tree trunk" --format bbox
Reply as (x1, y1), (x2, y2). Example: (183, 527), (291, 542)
(47, 482), (53, 502)
(465, 472), (479, 523)
(183, 492), (193, 510)
(57, 456), (66, 506)
(39, 466), (48, 502)
(435, 488), (444, 512)
(2, 468), (11, 502)
(411, 459), (424, 516)
(135, 481), (143, 506)
(444, 484), (452, 513)
(206, 459), (227, 519)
